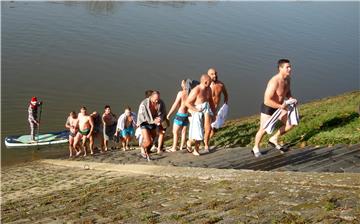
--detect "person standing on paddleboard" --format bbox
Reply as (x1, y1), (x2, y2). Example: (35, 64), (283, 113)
(28, 97), (42, 142)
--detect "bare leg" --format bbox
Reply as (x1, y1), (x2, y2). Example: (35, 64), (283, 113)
(186, 139), (193, 153)
(170, 124), (181, 152)
(203, 113), (212, 151)
(89, 135), (94, 155)
(141, 129), (153, 154)
(73, 133), (82, 156)
(82, 136), (88, 157)
(180, 126), (187, 150)
(210, 128), (216, 139)
(270, 111), (293, 144)
(253, 113), (271, 156)
(68, 137), (74, 157)
(193, 140), (200, 156)
(157, 128), (165, 154)
(125, 136), (130, 150)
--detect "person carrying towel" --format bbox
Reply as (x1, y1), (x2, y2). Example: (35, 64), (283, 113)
(252, 59), (298, 157)
(185, 74), (216, 156)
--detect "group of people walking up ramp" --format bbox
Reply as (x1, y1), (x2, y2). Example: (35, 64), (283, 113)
(52, 59), (298, 158)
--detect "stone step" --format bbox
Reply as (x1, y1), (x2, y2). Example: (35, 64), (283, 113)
(271, 145), (350, 171)
(231, 146), (320, 170)
(292, 147), (360, 172)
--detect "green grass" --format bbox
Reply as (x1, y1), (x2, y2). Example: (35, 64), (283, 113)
(211, 91), (360, 148)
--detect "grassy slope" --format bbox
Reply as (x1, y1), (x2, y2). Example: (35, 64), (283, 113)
(211, 91), (360, 148)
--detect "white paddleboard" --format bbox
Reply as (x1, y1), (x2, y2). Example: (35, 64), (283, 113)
(5, 131), (69, 148)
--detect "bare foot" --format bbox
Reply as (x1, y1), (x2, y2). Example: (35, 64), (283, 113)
(186, 141), (193, 153)
(75, 151), (82, 157)
(192, 150), (200, 156)
(69, 154), (73, 158)
(203, 147), (210, 153)
(166, 147), (177, 152)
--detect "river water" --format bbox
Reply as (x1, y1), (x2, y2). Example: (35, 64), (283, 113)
(2, 1), (359, 166)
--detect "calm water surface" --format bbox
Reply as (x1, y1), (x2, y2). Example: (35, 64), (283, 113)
(2, 1), (359, 166)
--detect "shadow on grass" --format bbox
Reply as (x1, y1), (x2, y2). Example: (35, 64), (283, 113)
(287, 112), (359, 146)
(211, 122), (259, 147)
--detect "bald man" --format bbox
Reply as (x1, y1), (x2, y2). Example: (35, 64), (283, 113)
(185, 74), (216, 156)
(207, 68), (229, 140)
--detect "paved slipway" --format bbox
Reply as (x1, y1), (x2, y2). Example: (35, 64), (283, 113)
(2, 144), (360, 223)
(61, 143), (360, 173)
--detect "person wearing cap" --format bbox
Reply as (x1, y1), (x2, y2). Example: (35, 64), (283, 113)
(28, 97), (43, 142)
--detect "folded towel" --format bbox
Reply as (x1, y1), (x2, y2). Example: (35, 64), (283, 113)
(211, 103), (229, 129)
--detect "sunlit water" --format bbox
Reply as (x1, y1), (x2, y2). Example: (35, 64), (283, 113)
(2, 1), (359, 166)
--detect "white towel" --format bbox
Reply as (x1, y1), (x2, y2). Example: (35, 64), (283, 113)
(264, 99), (299, 134)
(135, 127), (143, 146)
(211, 103), (229, 129)
(188, 111), (204, 141)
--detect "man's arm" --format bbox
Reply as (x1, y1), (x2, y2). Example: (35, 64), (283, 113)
(87, 116), (94, 137)
(222, 83), (229, 104)
(65, 117), (71, 129)
(264, 79), (284, 109)
(286, 78), (293, 99)
(167, 91), (182, 120)
(185, 87), (200, 112)
(208, 88), (217, 117)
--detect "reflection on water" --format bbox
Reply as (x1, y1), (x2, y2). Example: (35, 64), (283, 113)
(85, 1), (118, 15)
(2, 1), (358, 166)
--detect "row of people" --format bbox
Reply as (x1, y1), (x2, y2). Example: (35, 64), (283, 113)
(28, 59), (297, 158)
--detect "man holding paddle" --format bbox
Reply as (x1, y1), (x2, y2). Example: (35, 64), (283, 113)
(28, 97), (42, 142)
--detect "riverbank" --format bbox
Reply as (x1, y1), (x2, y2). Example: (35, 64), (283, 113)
(2, 161), (359, 223)
(210, 91), (360, 148)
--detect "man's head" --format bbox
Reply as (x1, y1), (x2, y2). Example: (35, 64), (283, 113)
(278, 59), (291, 77)
(30, 97), (38, 106)
(145, 90), (153, 98)
(150, 90), (160, 104)
(207, 68), (218, 82)
(124, 106), (131, 116)
(200, 74), (211, 87)
(90, 111), (98, 117)
(70, 111), (77, 119)
(80, 106), (87, 115)
(104, 105), (111, 114)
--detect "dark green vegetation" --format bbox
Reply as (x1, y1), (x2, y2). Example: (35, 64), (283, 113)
(211, 91), (360, 148)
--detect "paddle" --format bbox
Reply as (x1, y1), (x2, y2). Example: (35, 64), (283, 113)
(36, 102), (43, 149)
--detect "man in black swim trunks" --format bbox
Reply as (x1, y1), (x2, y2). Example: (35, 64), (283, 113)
(137, 90), (167, 157)
(252, 59), (298, 157)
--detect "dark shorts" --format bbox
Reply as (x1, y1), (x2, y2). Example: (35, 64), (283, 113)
(140, 122), (157, 131)
(261, 103), (277, 116)
(69, 131), (77, 138)
(104, 123), (117, 140)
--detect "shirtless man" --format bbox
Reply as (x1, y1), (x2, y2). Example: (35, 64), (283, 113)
(252, 59), (298, 157)
(137, 90), (167, 157)
(185, 74), (216, 156)
(102, 105), (117, 151)
(73, 106), (94, 156)
(207, 68), (229, 139)
(166, 80), (189, 152)
(65, 111), (79, 158)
